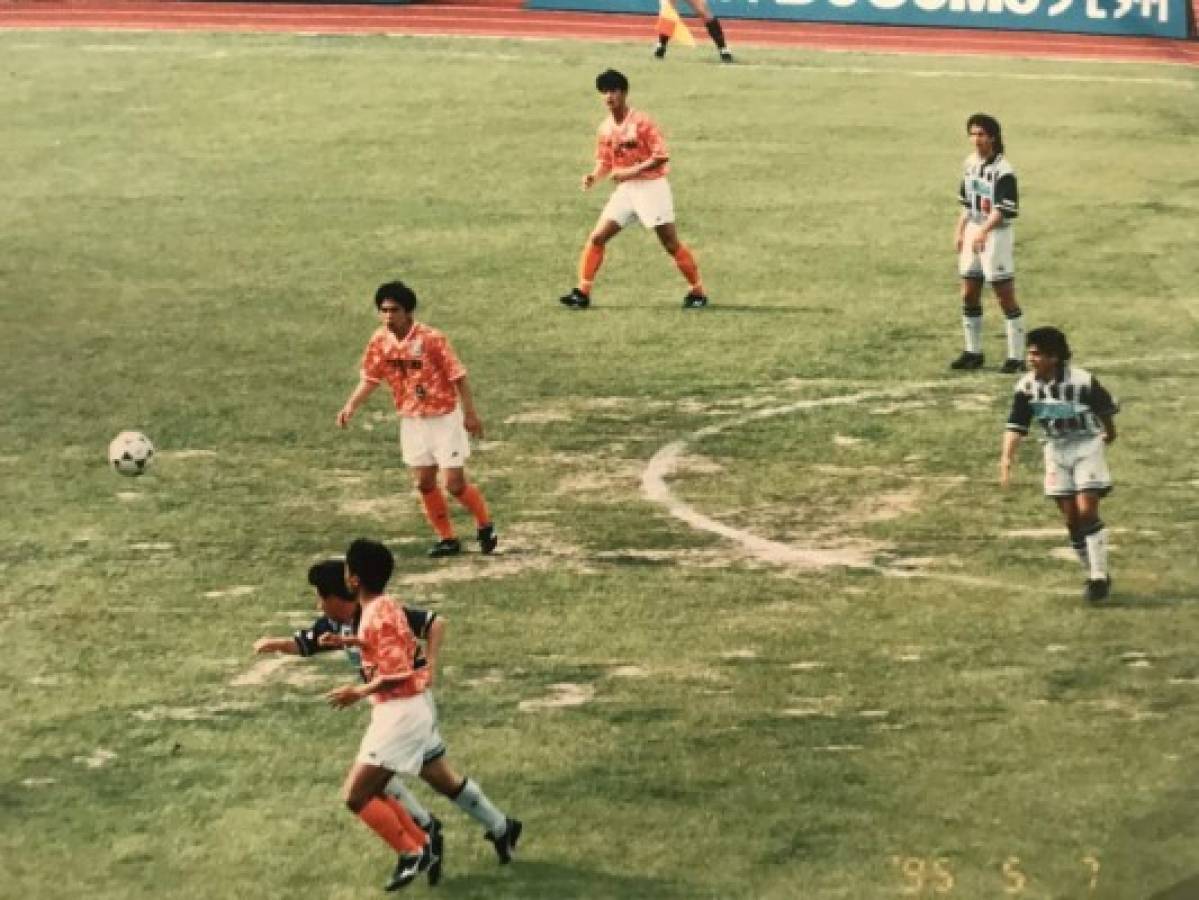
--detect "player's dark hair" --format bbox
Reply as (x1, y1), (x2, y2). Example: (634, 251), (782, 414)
(307, 559), (352, 601)
(595, 69), (629, 93)
(374, 281), (417, 312)
(346, 538), (394, 594)
(1026, 326), (1071, 362)
(966, 113), (1004, 155)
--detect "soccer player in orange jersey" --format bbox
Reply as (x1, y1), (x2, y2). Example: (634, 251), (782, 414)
(253, 557), (522, 886)
(338, 281), (498, 558)
(559, 69), (709, 311)
(324, 539), (439, 891)
(654, 0), (734, 63)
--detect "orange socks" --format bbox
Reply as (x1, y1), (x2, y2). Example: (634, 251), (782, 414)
(578, 242), (605, 294)
(357, 798), (424, 855)
(419, 487), (455, 540)
(672, 244), (702, 293)
(383, 794), (430, 849)
(452, 484), (491, 528)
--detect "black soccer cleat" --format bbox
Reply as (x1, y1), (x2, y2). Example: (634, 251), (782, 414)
(424, 817), (444, 887)
(949, 351), (985, 371)
(999, 358), (1027, 374)
(385, 851), (424, 892)
(682, 291), (708, 310)
(653, 43), (667, 59)
(486, 817), (523, 865)
(428, 538), (462, 558)
(1084, 576), (1112, 603)
(719, 49), (735, 63)
(477, 523), (499, 555)
(559, 288), (591, 310)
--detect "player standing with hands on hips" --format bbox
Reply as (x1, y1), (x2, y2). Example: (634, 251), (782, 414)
(999, 327), (1119, 603)
(559, 69), (709, 311)
(952, 113), (1026, 374)
(338, 281), (499, 558)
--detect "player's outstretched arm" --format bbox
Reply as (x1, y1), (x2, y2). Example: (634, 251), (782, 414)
(253, 636), (299, 655)
(337, 379), (377, 428)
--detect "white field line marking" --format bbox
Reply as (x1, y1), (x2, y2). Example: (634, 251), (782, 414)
(642, 354), (1197, 577)
(642, 382), (946, 571)
(4, 34), (1193, 85)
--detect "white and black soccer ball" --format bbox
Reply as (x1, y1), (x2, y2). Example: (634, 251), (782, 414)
(108, 431), (155, 477)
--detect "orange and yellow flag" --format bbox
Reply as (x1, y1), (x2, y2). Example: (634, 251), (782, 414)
(656, 0), (696, 46)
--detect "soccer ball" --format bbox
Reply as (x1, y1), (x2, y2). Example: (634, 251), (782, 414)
(108, 431), (155, 477)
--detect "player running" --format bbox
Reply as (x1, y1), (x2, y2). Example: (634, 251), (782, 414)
(559, 69), (709, 311)
(999, 327), (1119, 603)
(253, 557), (523, 886)
(951, 113), (1027, 374)
(338, 281), (498, 558)
(653, 0), (734, 63)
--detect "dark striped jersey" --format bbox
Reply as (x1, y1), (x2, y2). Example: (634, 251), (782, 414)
(959, 153), (1018, 227)
(293, 606), (437, 683)
(1006, 365), (1118, 442)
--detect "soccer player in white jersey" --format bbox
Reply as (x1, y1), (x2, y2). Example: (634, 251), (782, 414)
(1000, 327), (1119, 602)
(952, 114), (1026, 374)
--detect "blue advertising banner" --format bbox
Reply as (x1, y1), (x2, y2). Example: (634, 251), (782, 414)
(526, 0), (1193, 38)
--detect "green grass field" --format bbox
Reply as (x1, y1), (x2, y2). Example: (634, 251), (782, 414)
(2, 29), (1198, 899)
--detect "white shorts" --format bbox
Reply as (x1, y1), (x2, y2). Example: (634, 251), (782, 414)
(959, 223), (1015, 283)
(400, 408), (471, 469)
(357, 692), (444, 775)
(600, 177), (675, 230)
(1043, 436), (1112, 498)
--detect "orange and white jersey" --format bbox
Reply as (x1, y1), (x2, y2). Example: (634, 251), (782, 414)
(596, 108), (669, 181)
(360, 322), (466, 418)
(358, 596), (430, 704)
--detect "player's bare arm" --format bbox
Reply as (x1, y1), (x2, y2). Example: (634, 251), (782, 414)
(454, 377), (484, 438)
(253, 636), (299, 655)
(972, 209), (1006, 252)
(999, 430), (1023, 487)
(582, 165), (611, 190)
(612, 155), (668, 184)
(337, 378), (378, 427)
(954, 209), (969, 251)
(1098, 415), (1117, 444)
(325, 672), (409, 708)
(319, 632), (365, 649)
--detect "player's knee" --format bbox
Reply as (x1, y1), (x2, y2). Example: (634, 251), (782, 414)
(415, 475), (439, 494)
(343, 791), (368, 814)
(588, 232), (608, 248)
(446, 476), (467, 496)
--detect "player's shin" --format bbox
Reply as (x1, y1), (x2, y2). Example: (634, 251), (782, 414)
(450, 778), (508, 835)
(452, 483), (491, 528)
(1068, 526), (1090, 572)
(672, 244), (702, 292)
(358, 797), (425, 854)
(386, 779), (434, 829)
(962, 306), (983, 353)
(419, 486), (455, 540)
(1083, 520), (1109, 580)
(578, 242), (604, 295)
(1004, 306), (1026, 360)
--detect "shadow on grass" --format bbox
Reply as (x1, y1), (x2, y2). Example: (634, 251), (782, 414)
(1148, 874), (1199, 900)
(442, 859), (696, 899)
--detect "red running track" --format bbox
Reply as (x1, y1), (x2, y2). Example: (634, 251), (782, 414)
(1, 0), (1196, 65)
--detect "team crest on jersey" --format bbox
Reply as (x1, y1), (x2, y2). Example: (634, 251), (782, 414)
(408, 338), (424, 358)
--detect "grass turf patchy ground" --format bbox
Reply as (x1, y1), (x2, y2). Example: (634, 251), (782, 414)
(1, 30), (1198, 900)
